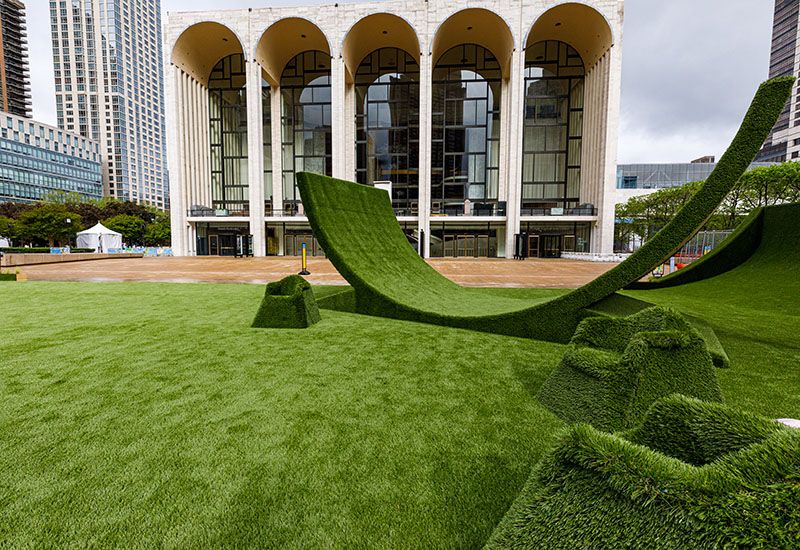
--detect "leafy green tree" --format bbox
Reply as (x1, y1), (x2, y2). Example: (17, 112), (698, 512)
(143, 213), (171, 246)
(616, 161), (800, 251)
(0, 216), (16, 241)
(102, 214), (147, 246)
(15, 204), (82, 247)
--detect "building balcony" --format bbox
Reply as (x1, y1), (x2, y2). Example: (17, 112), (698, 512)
(430, 201), (507, 217)
(519, 204), (597, 217)
(188, 203), (249, 217)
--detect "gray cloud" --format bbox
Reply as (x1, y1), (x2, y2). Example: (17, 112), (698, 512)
(27, 0), (776, 164)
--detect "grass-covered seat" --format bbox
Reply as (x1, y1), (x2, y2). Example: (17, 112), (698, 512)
(252, 275), (321, 328)
(488, 395), (800, 549)
(538, 307), (722, 431)
(296, 78), (792, 343)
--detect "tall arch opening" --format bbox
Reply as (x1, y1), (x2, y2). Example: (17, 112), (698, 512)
(521, 40), (585, 213)
(280, 51), (332, 211)
(170, 22), (249, 255)
(521, 3), (615, 257)
(354, 49), (420, 213)
(208, 53), (248, 215)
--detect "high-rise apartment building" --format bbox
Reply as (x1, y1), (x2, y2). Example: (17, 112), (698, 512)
(0, 0), (31, 118)
(757, 0), (800, 162)
(49, 0), (168, 208)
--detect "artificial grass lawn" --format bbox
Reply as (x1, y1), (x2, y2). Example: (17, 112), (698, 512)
(2, 267), (798, 546)
(0, 282), (565, 547)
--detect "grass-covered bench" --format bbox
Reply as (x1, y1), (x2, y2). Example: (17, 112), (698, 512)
(538, 307), (722, 431)
(488, 395), (800, 549)
(252, 275), (321, 329)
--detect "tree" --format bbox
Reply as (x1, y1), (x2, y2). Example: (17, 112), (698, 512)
(143, 212), (171, 246)
(15, 204), (82, 247)
(0, 216), (16, 242)
(102, 214), (147, 246)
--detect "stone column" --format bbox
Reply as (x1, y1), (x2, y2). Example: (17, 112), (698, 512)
(166, 65), (187, 256)
(246, 59), (265, 256)
(331, 55), (347, 179)
(419, 49), (432, 258)
(504, 48), (525, 259)
(270, 84), (284, 215)
(598, 46), (622, 257)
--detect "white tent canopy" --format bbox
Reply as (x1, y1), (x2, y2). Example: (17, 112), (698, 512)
(76, 223), (123, 252)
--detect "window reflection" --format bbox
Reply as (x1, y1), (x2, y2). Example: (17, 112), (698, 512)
(522, 40), (585, 212)
(431, 44), (501, 210)
(355, 47), (420, 214)
(281, 51), (332, 211)
(208, 53), (248, 215)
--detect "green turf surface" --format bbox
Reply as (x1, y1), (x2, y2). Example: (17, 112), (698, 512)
(0, 281), (565, 547)
(1, 258), (798, 545)
(624, 203), (800, 418)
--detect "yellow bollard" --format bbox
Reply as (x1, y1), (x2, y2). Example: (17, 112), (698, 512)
(298, 242), (310, 275)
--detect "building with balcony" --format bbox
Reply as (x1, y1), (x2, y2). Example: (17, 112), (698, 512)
(50, 0), (168, 208)
(0, 111), (102, 203)
(0, 0), (31, 118)
(166, 0), (623, 258)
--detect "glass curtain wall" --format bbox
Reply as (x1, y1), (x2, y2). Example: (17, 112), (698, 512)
(521, 40), (585, 213)
(354, 47), (420, 215)
(431, 44), (501, 213)
(261, 78), (273, 213)
(208, 53), (249, 215)
(280, 51), (332, 213)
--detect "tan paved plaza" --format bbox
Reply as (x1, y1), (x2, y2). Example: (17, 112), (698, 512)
(16, 256), (618, 288)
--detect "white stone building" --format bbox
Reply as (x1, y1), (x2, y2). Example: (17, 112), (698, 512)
(165, 0), (624, 259)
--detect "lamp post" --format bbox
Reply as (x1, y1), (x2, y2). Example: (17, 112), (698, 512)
(65, 217), (72, 250)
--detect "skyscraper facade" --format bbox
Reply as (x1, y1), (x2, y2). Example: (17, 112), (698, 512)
(49, 0), (168, 208)
(757, 0), (800, 162)
(0, 0), (31, 118)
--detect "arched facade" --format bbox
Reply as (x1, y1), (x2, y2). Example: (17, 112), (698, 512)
(166, 0), (623, 259)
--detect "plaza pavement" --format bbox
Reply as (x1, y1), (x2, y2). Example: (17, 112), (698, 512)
(17, 256), (618, 288)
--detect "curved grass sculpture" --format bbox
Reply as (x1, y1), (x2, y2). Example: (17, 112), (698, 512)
(297, 77), (793, 343)
(629, 202), (799, 289)
(487, 395), (800, 548)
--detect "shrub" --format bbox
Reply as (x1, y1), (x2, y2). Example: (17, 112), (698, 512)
(537, 307), (722, 431)
(252, 275), (321, 329)
(0, 272), (17, 281)
(487, 395), (800, 549)
(295, 78), (794, 343)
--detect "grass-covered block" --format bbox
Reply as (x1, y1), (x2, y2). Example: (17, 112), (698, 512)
(0, 272), (17, 281)
(538, 307), (722, 431)
(488, 395), (800, 549)
(252, 275), (321, 329)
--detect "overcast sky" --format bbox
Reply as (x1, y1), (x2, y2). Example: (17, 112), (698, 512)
(26, 0), (774, 163)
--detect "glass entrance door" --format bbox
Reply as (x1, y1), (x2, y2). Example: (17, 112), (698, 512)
(540, 234), (562, 258)
(528, 235), (540, 258)
(457, 235), (476, 257)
